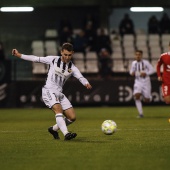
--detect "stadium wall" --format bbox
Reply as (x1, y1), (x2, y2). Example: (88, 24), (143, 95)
(0, 79), (165, 108)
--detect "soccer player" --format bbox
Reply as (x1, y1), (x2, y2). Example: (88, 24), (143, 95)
(129, 50), (155, 118)
(157, 42), (170, 104)
(12, 43), (92, 140)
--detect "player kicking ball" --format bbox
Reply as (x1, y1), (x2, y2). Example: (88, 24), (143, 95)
(12, 42), (92, 140)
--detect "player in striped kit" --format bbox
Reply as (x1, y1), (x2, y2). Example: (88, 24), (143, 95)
(157, 42), (170, 104)
(129, 50), (155, 118)
(12, 43), (92, 140)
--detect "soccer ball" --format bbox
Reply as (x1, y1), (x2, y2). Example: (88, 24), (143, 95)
(101, 120), (117, 135)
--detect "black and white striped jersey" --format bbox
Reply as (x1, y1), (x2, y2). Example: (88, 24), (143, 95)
(21, 54), (89, 92)
(129, 59), (155, 83)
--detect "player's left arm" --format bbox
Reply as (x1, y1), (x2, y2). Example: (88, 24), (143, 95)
(72, 66), (92, 89)
(145, 61), (156, 76)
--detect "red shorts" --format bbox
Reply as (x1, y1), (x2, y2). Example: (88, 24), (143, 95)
(161, 84), (170, 97)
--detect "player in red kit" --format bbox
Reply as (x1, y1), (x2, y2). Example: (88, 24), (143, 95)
(157, 42), (170, 104)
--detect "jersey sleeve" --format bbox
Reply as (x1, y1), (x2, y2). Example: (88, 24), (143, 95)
(72, 65), (89, 86)
(145, 60), (155, 75)
(156, 56), (163, 77)
(21, 54), (56, 64)
(129, 61), (136, 75)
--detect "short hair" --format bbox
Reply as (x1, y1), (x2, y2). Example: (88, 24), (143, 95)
(61, 43), (74, 51)
(135, 49), (143, 54)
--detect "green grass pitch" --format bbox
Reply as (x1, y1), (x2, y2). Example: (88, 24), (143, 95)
(0, 106), (170, 170)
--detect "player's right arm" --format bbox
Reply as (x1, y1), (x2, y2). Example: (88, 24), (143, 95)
(129, 61), (136, 76)
(156, 55), (163, 81)
(12, 49), (55, 64)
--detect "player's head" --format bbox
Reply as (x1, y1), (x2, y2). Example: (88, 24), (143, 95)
(61, 43), (74, 63)
(135, 50), (143, 61)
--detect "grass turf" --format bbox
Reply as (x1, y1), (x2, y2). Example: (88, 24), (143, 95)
(0, 106), (170, 170)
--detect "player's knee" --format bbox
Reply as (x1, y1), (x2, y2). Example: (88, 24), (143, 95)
(165, 100), (170, 104)
(164, 97), (170, 104)
(143, 98), (151, 103)
(134, 94), (141, 100)
(67, 115), (76, 122)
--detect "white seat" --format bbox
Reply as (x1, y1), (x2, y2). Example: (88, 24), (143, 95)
(73, 29), (81, 36)
(124, 51), (135, 59)
(161, 34), (170, 48)
(32, 49), (44, 56)
(86, 51), (97, 60)
(32, 63), (47, 74)
(86, 60), (99, 73)
(151, 59), (161, 72)
(150, 47), (162, 59)
(44, 40), (58, 55)
(31, 40), (44, 49)
(112, 60), (126, 72)
(45, 29), (58, 38)
(148, 34), (160, 46)
(111, 52), (123, 59)
(136, 34), (147, 42)
(113, 46), (122, 53)
(123, 34), (135, 41)
(74, 60), (85, 73)
(73, 52), (85, 60)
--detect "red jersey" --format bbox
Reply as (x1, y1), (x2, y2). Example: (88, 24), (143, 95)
(157, 52), (170, 85)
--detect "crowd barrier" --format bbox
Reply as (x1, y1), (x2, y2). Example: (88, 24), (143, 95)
(0, 78), (166, 108)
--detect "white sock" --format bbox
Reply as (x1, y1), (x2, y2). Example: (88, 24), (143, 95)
(55, 113), (68, 136)
(135, 99), (143, 115)
(52, 117), (73, 131)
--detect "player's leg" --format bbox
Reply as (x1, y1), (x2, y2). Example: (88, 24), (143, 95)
(133, 84), (143, 118)
(143, 82), (152, 103)
(42, 88), (69, 139)
(164, 96), (170, 104)
(162, 84), (170, 104)
(134, 93), (143, 118)
(60, 96), (77, 140)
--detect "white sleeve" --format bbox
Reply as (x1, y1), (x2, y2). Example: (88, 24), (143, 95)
(129, 61), (136, 75)
(146, 61), (155, 75)
(21, 54), (55, 64)
(72, 66), (89, 86)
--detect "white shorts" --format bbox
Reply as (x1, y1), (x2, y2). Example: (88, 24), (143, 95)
(133, 82), (151, 99)
(42, 87), (72, 110)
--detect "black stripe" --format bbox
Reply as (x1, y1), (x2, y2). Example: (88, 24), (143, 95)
(57, 57), (61, 67)
(68, 62), (72, 69)
(138, 63), (140, 71)
(63, 62), (66, 71)
(142, 61), (144, 70)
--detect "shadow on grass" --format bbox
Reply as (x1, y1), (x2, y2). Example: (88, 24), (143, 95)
(64, 137), (123, 143)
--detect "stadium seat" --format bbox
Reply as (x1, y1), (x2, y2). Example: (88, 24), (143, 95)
(32, 63), (47, 74)
(45, 29), (58, 39)
(44, 40), (58, 55)
(112, 59), (126, 72)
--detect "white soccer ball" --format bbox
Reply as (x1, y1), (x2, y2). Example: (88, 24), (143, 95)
(101, 120), (117, 135)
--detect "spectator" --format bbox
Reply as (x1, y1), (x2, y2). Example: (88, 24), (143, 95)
(98, 48), (113, 79)
(58, 17), (73, 35)
(82, 13), (98, 31)
(159, 13), (170, 34)
(148, 15), (160, 34)
(84, 22), (97, 51)
(119, 14), (135, 36)
(58, 26), (73, 46)
(95, 28), (112, 54)
(72, 29), (88, 54)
